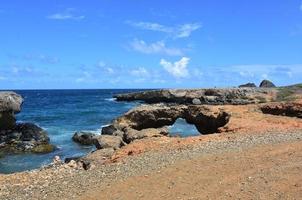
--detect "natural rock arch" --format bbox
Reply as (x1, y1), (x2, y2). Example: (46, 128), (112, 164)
(103, 104), (231, 141)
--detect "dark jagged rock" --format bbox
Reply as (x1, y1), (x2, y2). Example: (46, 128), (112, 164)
(0, 123), (53, 153)
(259, 80), (276, 88)
(101, 125), (117, 135)
(114, 88), (276, 105)
(72, 131), (97, 145)
(0, 92), (53, 154)
(260, 102), (302, 118)
(239, 83), (257, 88)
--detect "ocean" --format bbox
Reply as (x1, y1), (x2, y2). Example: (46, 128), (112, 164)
(0, 89), (199, 174)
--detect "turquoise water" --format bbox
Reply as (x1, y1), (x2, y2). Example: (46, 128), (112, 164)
(0, 89), (200, 174)
(169, 118), (200, 137)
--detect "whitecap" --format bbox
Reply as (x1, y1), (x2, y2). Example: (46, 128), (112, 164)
(104, 98), (117, 102)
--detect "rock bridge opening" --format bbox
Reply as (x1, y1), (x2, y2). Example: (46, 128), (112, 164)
(117, 105), (231, 135)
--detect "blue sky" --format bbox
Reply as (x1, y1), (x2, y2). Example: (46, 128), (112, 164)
(0, 0), (302, 89)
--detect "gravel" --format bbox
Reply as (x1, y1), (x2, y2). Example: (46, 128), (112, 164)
(0, 130), (302, 200)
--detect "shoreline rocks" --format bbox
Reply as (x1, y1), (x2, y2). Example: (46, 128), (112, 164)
(0, 92), (23, 130)
(72, 131), (97, 145)
(100, 104), (231, 144)
(0, 92), (53, 154)
(114, 88), (276, 105)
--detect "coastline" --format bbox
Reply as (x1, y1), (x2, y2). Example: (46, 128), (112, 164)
(0, 84), (302, 199)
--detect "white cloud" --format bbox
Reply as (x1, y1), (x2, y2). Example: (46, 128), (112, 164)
(130, 67), (150, 77)
(105, 67), (114, 74)
(177, 23), (202, 38)
(47, 8), (85, 20)
(127, 21), (201, 38)
(160, 57), (190, 78)
(130, 39), (183, 56)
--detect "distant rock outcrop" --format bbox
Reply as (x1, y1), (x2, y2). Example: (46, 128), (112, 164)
(0, 92), (53, 153)
(239, 83), (257, 88)
(259, 80), (276, 88)
(114, 88), (276, 105)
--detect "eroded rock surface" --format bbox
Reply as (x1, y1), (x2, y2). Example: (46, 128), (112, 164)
(0, 92), (53, 154)
(72, 131), (97, 145)
(260, 102), (302, 118)
(93, 135), (126, 150)
(102, 104), (231, 143)
(114, 88), (276, 105)
(0, 92), (23, 130)
(0, 123), (53, 153)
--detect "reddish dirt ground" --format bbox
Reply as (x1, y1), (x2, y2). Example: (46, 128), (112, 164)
(81, 140), (302, 200)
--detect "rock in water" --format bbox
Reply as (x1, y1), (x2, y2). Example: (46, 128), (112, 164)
(0, 92), (23, 130)
(0, 92), (54, 154)
(259, 80), (276, 88)
(239, 83), (257, 88)
(72, 131), (97, 145)
(0, 123), (53, 153)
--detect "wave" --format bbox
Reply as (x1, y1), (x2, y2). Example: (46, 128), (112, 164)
(104, 98), (117, 102)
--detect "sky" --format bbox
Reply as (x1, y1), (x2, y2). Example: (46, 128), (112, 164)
(0, 0), (302, 89)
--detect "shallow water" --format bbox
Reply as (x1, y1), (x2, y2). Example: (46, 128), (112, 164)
(0, 89), (200, 174)
(169, 118), (200, 137)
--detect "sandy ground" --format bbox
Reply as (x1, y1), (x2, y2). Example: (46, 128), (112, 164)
(81, 140), (302, 200)
(0, 102), (302, 200)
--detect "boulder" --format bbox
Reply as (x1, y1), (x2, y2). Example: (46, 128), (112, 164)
(0, 92), (23, 130)
(192, 98), (202, 105)
(0, 123), (53, 153)
(239, 83), (257, 88)
(259, 80), (276, 88)
(72, 131), (96, 145)
(93, 135), (126, 150)
(124, 127), (169, 143)
(101, 125), (117, 135)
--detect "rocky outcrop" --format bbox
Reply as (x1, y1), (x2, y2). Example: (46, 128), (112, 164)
(123, 127), (169, 143)
(239, 83), (257, 88)
(259, 80), (276, 88)
(101, 104), (231, 143)
(72, 131), (96, 145)
(0, 92), (23, 130)
(114, 88), (276, 105)
(260, 102), (302, 118)
(0, 123), (53, 153)
(93, 135), (126, 150)
(0, 92), (53, 154)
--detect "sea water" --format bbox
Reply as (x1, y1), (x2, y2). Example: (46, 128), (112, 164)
(0, 89), (200, 174)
